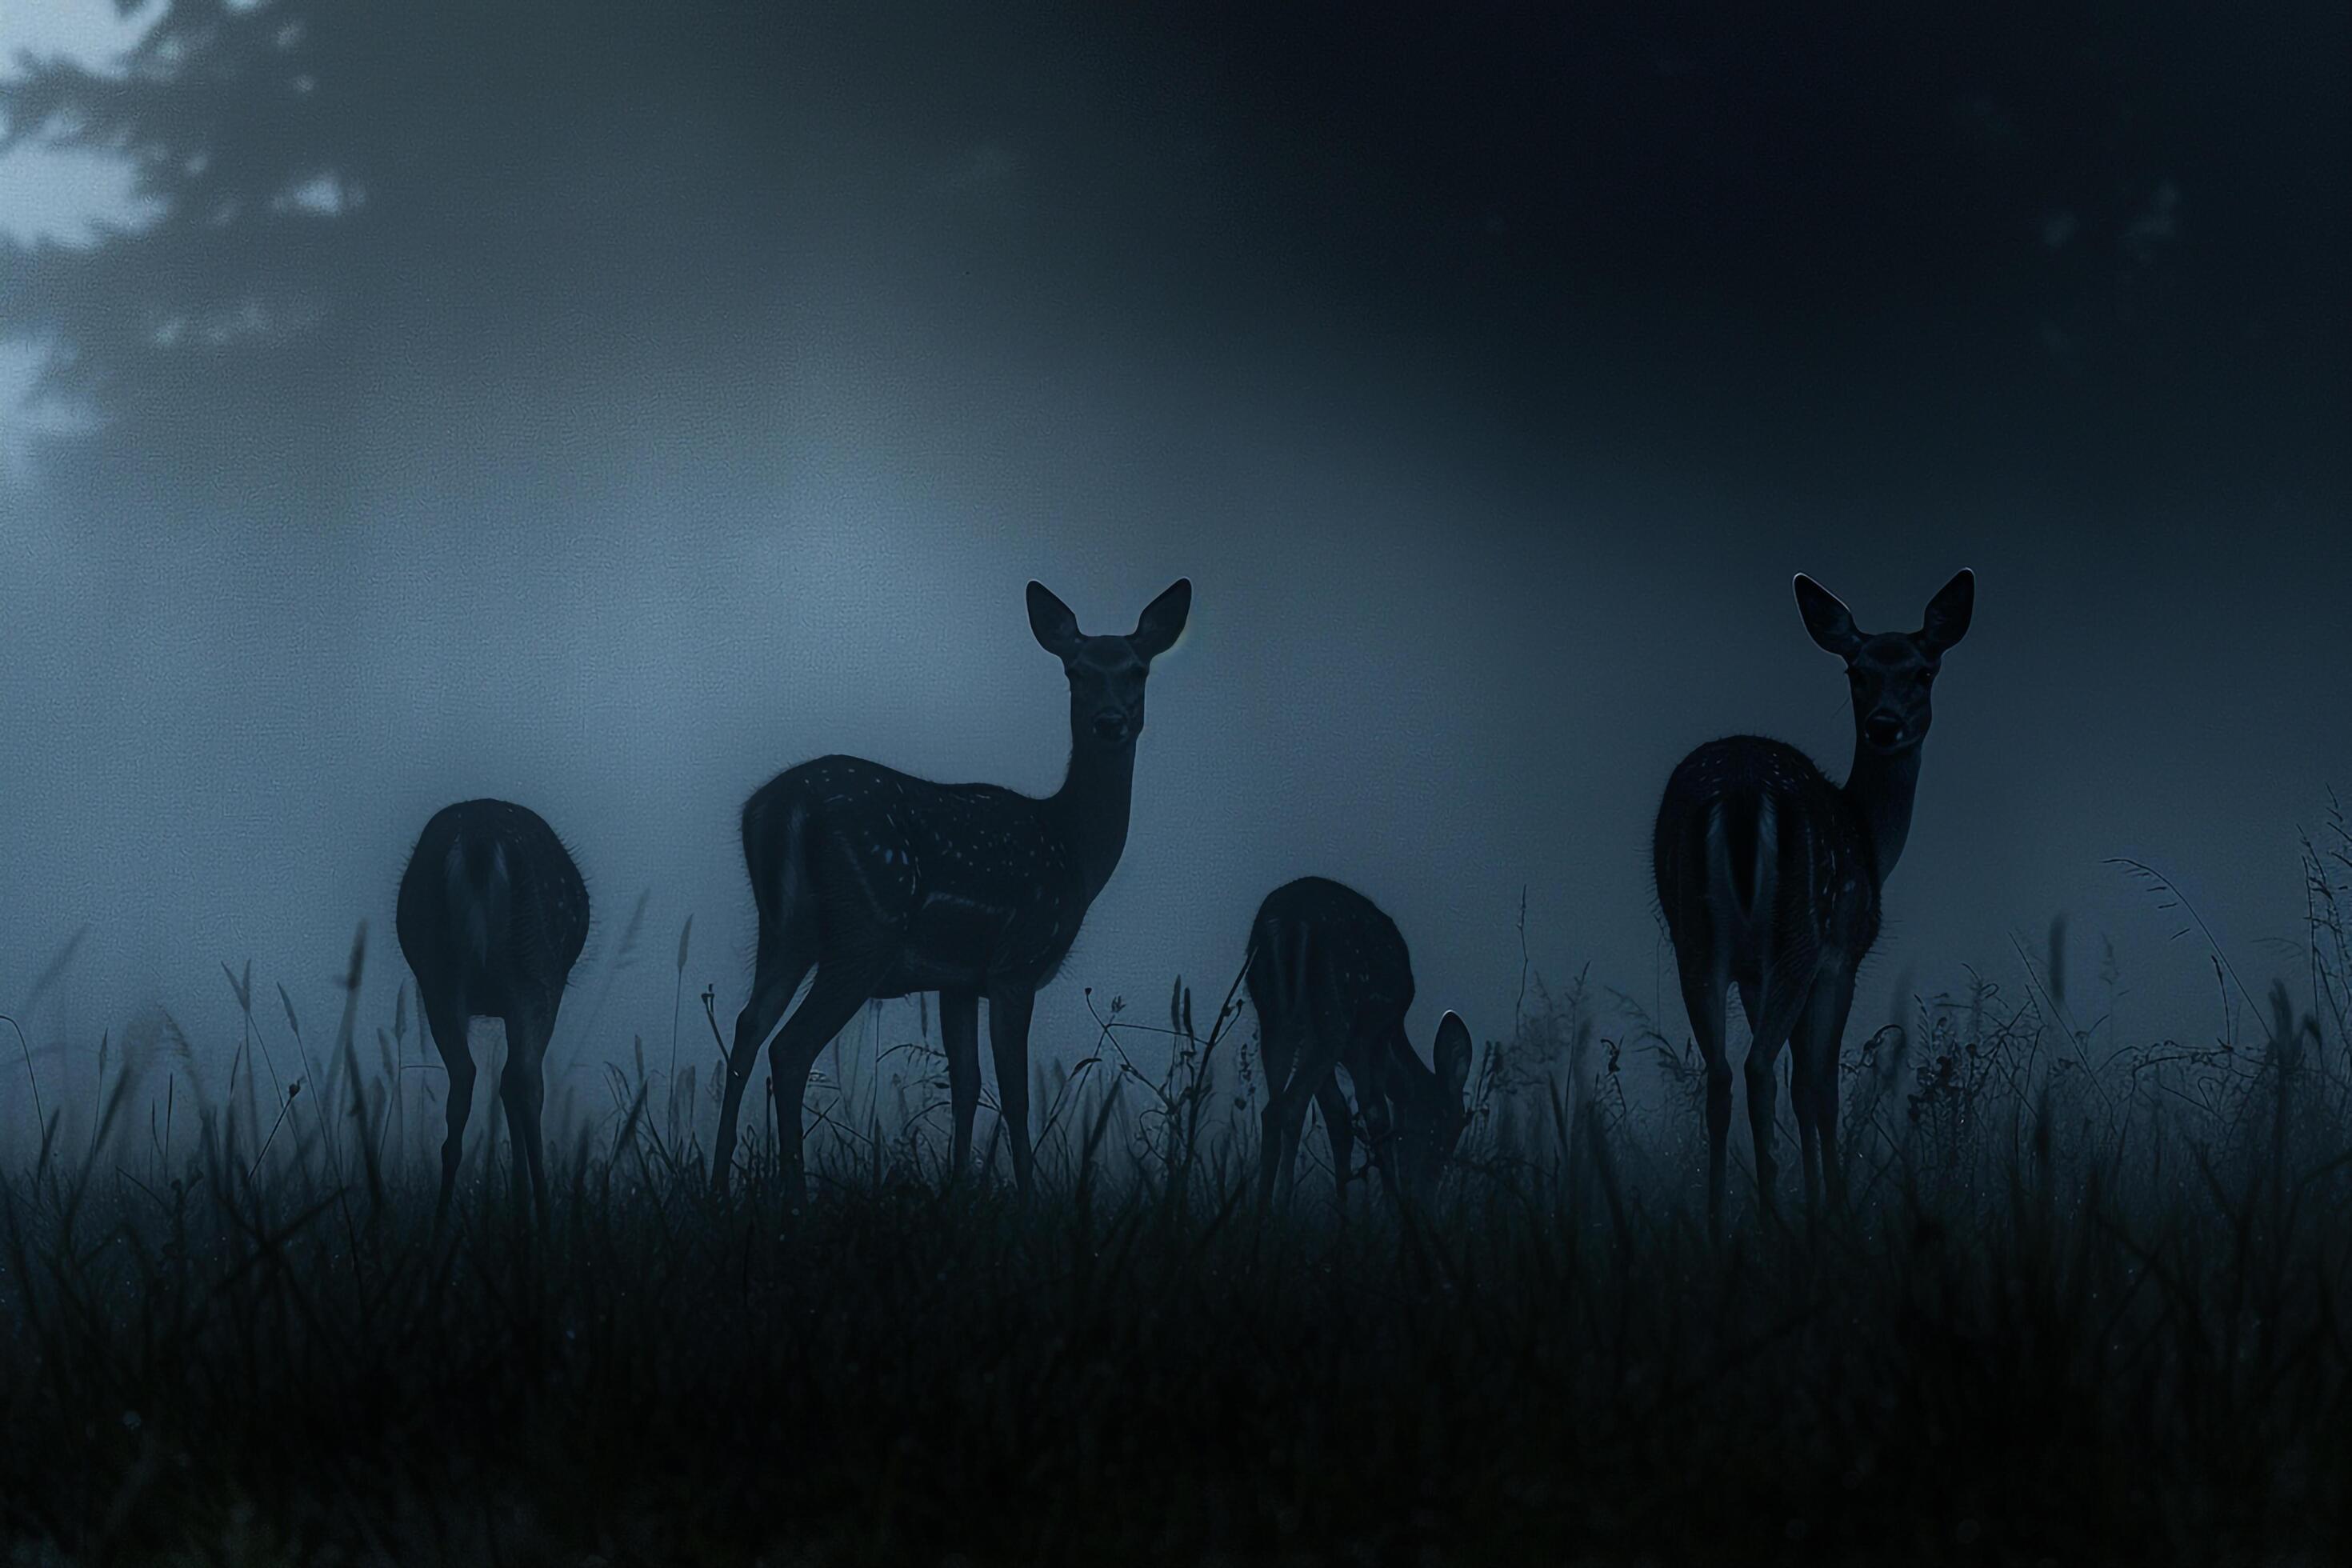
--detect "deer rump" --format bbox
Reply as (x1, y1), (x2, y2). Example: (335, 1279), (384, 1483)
(1654, 737), (1877, 986)
(443, 834), (515, 974)
(1246, 900), (1417, 1089)
(396, 802), (587, 1002)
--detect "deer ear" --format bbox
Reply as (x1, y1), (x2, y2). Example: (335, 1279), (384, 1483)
(1793, 574), (1864, 658)
(1920, 568), (1974, 656)
(1434, 1011), (1474, 1101)
(1129, 577), (1192, 662)
(1027, 581), (1082, 657)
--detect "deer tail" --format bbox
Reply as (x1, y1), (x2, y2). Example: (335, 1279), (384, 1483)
(444, 833), (512, 972)
(1706, 786), (1778, 934)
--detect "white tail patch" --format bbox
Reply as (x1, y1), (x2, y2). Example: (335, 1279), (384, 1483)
(1750, 794), (1778, 976)
(1702, 792), (1779, 968)
(445, 835), (510, 970)
(1702, 800), (1735, 922)
(775, 802), (807, 918)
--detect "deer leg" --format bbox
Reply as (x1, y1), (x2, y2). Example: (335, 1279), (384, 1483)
(1782, 974), (1820, 1214)
(1260, 1024), (1344, 1210)
(1798, 959), (1858, 1215)
(1254, 1022), (1303, 1210)
(498, 995), (554, 1228)
(1791, 1042), (1822, 1218)
(1674, 960), (1733, 1242)
(1342, 1013), (1408, 1205)
(1361, 1073), (1401, 1206)
(985, 984), (1038, 1195)
(1742, 970), (1811, 1230)
(1311, 1076), (1355, 1208)
(711, 925), (815, 1195)
(767, 960), (882, 1210)
(424, 998), (474, 1231)
(938, 988), (981, 1183)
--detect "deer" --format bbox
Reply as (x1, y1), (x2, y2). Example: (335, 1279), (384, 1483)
(709, 577), (1193, 1203)
(394, 798), (590, 1229)
(1247, 876), (1475, 1210)
(1653, 568), (1974, 1240)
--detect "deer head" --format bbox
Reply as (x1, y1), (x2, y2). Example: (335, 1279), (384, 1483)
(1390, 1010), (1476, 1191)
(1027, 578), (1192, 750)
(1794, 569), (1974, 755)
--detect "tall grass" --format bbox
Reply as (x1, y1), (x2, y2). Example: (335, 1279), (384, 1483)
(3, 826), (2350, 1565)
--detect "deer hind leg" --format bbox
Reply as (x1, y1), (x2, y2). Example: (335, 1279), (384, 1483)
(767, 958), (885, 1210)
(498, 994), (554, 1228)
(1259, 1022), (1345, 1211)
(1673, 954), (1734, 1242)
(711, 919), (817, 1195)
(1770, 973), (1819, 1213)
(1254, 1019), (1304, 1209)
(938, 989), (981, 1183)
(1742, 965), (1814, 1230)
(423, 997), (475, 1231)
(1796, 959), (1857, 1216)
(1310, 1075), (1355, 1208)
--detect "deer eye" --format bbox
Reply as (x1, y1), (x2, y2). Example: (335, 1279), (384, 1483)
(1920, 669), (1937, 686)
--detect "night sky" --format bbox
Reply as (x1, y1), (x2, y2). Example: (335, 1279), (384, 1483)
(2, 2), (2346, 1130)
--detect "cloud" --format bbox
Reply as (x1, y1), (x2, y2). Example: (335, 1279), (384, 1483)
(0, 2), (158, 246)
(0, 338), (99, 485)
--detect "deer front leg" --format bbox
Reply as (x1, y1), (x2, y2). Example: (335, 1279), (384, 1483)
(986, 984), (1037, 1194)
(1742, 968), (1812, 1231)
(938, 989), (981, 1184)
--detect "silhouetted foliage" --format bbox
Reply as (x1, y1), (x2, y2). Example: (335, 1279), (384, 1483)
(5, 0), (2345, 518)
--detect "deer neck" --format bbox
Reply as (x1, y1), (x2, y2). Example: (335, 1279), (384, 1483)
(1047, 738), (1136, 898)
(1842, 737), (1924, 883)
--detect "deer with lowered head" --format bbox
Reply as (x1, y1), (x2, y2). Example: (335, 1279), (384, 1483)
(1247, 876), (1474, 1210)
(396, 798), (590, 1229)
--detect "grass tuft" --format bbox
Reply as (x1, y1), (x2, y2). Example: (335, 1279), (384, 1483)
(3, 822), (2352, 1563)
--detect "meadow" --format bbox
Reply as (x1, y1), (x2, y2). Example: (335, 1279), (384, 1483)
(2, 817), (2349, 1566)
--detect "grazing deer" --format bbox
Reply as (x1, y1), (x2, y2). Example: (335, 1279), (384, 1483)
(1654, 569), (1974, 1238)
(710, 578), (1193, 1202)
(395, 798), (590, 1228)
(1247, 877), (1474, 1210)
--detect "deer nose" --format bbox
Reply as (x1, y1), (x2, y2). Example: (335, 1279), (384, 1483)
(1091, 710), (1130, 741)
(1864, 713), (1904, 748)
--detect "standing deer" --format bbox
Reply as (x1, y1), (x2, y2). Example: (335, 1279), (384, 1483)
(710, 578), (1193, 1202)
(1247, 877), (1474, 1210)
(1654, 569), (1974, 1238)
(395, 798), (590, 1228)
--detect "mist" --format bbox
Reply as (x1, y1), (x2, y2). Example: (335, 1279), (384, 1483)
(2, 0), (2346, 1137)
